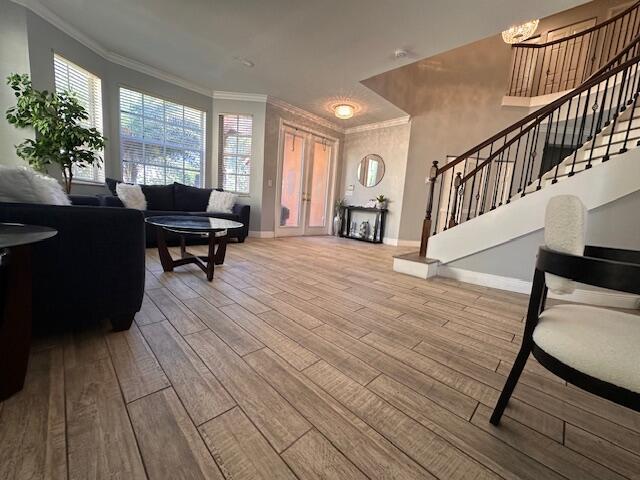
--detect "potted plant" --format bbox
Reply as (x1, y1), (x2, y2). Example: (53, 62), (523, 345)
(375, 194), (388, 209)
(5, 73), (106, 194)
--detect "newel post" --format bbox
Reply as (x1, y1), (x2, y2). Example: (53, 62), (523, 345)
(419, 161), (439, 257)
(448, 172), (463, 229)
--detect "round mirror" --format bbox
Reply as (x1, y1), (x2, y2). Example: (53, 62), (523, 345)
(357, 154), (385, 187)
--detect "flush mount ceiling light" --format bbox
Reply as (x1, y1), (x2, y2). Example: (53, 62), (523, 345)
(333, 103), (355, 120)
(502, 19), (539, 44)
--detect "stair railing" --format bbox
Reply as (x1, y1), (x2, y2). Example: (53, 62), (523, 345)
(508, 0), (640, 97)
(419, 35), (640, 257)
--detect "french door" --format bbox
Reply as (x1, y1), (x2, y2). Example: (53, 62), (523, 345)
(275, 126), (335, 237)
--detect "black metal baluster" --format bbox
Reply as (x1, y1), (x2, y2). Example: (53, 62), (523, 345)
(516, 127), (533, 195)
(507, 131), (524, 202)
(551, 97), (573, 183)
(570, 87), (591, 176)
(622, 65), (640, 153)
(442, 167), (455, 231)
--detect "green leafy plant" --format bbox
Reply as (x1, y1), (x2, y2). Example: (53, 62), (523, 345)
(335, 198), (345, 213)
(375, 194), (387, 203)
(5, 73), (106, 193)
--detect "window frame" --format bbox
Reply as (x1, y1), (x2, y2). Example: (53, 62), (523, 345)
(118, 85), (207, 187)
(52, 53), (105, 185)
(218, 113), (253, 196)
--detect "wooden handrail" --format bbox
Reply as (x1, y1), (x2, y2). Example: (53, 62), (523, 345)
(457, 53), (640, 184)
(438, 34), (640, 177)
(514, 0), (640, 50)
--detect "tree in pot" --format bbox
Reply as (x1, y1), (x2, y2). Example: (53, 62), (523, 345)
(5, 73), (106, 194)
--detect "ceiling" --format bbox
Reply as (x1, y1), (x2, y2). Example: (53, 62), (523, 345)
(20, 0), (586, 127)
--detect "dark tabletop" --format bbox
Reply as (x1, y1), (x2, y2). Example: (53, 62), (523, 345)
(0, 223), (58, 249)
(145, 216), (243, 232)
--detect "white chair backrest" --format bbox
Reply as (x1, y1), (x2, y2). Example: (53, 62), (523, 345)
(544, 195), (587, 294)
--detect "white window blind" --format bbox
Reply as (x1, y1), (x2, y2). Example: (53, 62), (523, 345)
(219, 114), (252, 194)
(120, 87), (206, 187)
(53, 54), (104, 183)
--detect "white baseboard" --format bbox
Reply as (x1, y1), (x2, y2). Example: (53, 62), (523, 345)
(383, 237), (421, 247)
(248, 230), (275, 238)
(437, 265), (640, 309)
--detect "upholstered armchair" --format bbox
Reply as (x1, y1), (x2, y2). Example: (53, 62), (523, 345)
(491, 196), (640, 424)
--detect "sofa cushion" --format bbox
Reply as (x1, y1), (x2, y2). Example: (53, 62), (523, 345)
(105, 177), (120, 196)
(141, 184), (175, 211)
(0, 165), (70, 206)
(116, 183), (147, 210)
(174, 182), (212, 212)
(207, 190), (237, 214)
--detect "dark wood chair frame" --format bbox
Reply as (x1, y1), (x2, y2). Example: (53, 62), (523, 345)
(490, 245), (640, 425)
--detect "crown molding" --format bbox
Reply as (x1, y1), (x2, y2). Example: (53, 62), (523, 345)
(11, 0), (214, 97)
(213, 91), (268, 102)
(344, 116), (411, 134)
(267, 97), (345, 133)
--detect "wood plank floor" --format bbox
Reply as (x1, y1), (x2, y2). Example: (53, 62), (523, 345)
(1, 236), (639, 479)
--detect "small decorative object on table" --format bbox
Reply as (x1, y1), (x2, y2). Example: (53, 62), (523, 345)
(359, 220), (370, 239)
(333, 199), (345, 236)
(375, 194), (388, 209)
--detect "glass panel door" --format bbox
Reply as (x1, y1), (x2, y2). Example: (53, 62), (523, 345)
(306, 139), (332, 230)
(276, 127), (335, 237)
(279, 132), (305, 235)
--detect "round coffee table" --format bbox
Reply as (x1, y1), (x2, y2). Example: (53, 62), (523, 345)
(0, 223), (57, 400)
(145, 216), (243, 281)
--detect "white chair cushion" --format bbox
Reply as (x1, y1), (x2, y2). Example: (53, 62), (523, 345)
(533, 304), (640, 393)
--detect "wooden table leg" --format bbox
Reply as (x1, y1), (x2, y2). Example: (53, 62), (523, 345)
(214, 232), (228, 265)
(156, 227), (174, 272)
(0, 245), (33, 401)
(179, 234), (187, 259)
(206, 234), (216, 281)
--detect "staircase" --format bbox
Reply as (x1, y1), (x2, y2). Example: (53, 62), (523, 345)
(418, 38), (640, 254)
(400, 14), (640, 305)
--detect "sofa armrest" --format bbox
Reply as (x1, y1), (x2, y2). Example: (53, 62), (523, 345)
(0, 202), (146, 324)
(232, 203), (250, 238)
(99, 195), (125, 208)
(69, 195), (100, 206)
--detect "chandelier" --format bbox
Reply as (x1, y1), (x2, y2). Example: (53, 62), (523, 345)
(502, 19), (539, 44)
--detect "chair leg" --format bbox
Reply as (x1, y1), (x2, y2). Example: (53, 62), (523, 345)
(490, 345), (531, 425)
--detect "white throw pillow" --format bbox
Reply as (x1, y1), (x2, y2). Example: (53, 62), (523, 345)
(116, 183), (147, 210)
(0, 165), (71, 205)
(207, 190), (237, 214)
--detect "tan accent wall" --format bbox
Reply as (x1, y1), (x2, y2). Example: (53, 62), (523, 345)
(362, 0), (633, 241)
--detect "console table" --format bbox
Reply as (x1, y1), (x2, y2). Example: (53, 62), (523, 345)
(339, 206), (387, 244)
(0, 223), (57, 401)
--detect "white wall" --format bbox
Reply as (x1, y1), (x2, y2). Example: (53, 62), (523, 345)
(341, 122), (410, 243)
(0, 0), (31, 166)
(212, 98), (266, 232)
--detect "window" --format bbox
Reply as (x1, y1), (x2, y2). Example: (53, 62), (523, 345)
(120, 87), (206, 187)
(219, 114), (252, 194)
(53, 54), (104, 183)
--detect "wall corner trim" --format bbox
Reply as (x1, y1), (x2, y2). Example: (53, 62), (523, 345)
(267, 96), (344, 133)
(213, 91), (268, 102)
(344, 116), (411, 134)
(12, 0), (214, 97)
